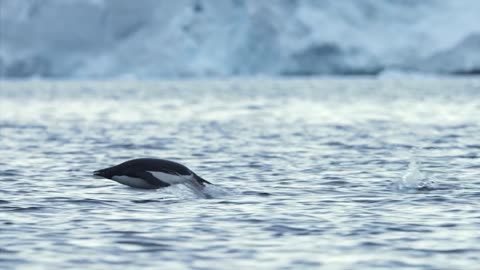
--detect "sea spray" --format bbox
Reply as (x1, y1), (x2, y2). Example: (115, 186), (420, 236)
(396, 155), (437, 191)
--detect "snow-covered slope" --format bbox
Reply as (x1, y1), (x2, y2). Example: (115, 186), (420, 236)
(1, 0), (479, 78)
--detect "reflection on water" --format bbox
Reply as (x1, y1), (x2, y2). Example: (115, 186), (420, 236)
(0, 78), (479, 270)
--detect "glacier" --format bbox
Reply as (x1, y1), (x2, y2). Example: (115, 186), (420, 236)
(0, 0), (479, 78)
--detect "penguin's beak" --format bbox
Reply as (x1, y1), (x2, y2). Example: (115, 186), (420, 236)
(93, 170), (105, 179)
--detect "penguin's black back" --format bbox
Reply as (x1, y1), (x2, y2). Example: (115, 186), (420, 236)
(112, 158), (192, 175)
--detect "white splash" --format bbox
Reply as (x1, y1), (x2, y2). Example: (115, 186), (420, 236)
(161, 184), (207, 200)
(396, 156), (436, 191)
(182, 179), (209, 199)
(161, 182), (234, 200)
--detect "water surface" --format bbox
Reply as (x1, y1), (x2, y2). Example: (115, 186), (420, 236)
(1, 78), (479, 269)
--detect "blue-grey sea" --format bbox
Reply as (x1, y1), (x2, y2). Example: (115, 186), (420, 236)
(0, 78), (479, 270)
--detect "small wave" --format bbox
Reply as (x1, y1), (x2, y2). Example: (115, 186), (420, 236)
(241, 191), (271, 196)
(130, 199), (165, 204)
(0, 170), (21, 176)
(0, 247), (17, 254)
(115, 240), (172, 250)
(265, 224), (323, 236)
(2, 206), (45, 212)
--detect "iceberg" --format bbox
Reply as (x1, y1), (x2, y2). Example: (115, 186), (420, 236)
(1, 0), (479, 78)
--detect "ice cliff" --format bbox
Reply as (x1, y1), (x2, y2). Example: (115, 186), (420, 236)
(1, 0), (479, 78)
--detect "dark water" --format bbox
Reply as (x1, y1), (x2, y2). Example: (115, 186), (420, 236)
(1, 78), (479, 270)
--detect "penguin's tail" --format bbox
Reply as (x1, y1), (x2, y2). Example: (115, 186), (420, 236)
(194, 174), (212, 186)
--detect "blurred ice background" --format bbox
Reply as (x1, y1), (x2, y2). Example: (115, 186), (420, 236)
(0, 0), (479, 79)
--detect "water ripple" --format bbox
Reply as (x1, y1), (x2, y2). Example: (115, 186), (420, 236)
(0, 79), (479, 270)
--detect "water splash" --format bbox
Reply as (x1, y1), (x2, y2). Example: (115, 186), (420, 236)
(396, 156), (436, 191)
(161, 183), (236, 200)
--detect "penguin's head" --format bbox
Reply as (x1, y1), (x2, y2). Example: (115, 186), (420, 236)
(93, 168), (113, 179)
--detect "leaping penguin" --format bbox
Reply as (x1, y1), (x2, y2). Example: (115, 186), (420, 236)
(93, 158), (211, 191)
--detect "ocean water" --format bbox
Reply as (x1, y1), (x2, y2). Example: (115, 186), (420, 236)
(0, 78), (479, 270)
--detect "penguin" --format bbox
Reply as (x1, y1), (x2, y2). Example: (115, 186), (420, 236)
(93, 158), (211, 190)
